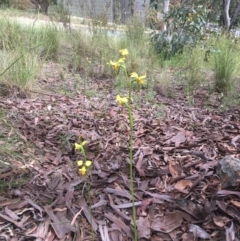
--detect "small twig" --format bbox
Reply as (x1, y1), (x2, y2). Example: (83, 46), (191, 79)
(28, 90), (63, 97)
(188, 171), (206, 192)
(0, 223), (11, 232)
(71, 207), (84, 226)
(169, 174), (186, 185)
(183, 160), (202, 168)
(29, 90), (80, 100)
(189, 150), (208, 161)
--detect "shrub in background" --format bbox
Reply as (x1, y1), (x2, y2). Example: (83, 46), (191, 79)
(125, 14), (145, 45)
(0, 0), (10, 7)
(151, 4), (208, 60)
(50, 1), (71, 28)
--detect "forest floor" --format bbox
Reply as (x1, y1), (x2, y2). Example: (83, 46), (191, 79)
(0, 13), (240, 241)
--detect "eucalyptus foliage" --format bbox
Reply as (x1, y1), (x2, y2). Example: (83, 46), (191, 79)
(151, 4), (209, 59)
(0, 0), (9, 6)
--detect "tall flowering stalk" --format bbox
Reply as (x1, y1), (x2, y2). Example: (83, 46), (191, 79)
(110, 49), (146, 102)
(75, 140), (92, 175)
(111, 49), (147, 241)
(116, 95), (137, 241)
(74, 140), (94, 240)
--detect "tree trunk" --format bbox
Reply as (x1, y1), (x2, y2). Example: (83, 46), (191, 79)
(129, 0), (134, 15)
(222, 0), (231, 29)
(229, 3), (240, 29)
(162, 0), (170, 31)
(163, 0), (170, 14)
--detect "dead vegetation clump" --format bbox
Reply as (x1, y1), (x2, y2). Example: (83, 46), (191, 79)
(10, 0), (32, 10)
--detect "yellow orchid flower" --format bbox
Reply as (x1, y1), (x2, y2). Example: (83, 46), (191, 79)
(110, 58), (125, 71)
(119, 49), (129, 57)
(116, 95), (128, 106)
(81, 140), (88, 146)
(130, 72), (146, 84)
(77, 160), (92, 175)
(75, 141), (88, 150)
(86, 57), (91, 64)
(85, 160), (92, 167)
(75, 143), (82, 150)
(109, 60), (120, 70)
(77, 160), (84, 166)
(77, 160), (92, 167)
(79, 166), (87, 175)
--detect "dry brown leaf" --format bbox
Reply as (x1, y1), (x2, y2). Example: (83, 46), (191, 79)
(44, 205), (76, 239)
(151, 212), (183, 233)
(78, 198), (98, 232)
(174, 180), (192, 190)
(137, 216), (151, 239)
(4, 207), (19, 221)
(1, 64), (240, 241)
(137, 198), (153, 216)
(231, 135), (240, 148)
(181, 233), (194, 241)
(189, 224), (210, 239)
(165, 130), (186, 147)
(0, 213), (23, 228)
(213, 216), (230, 228)
(231, 200), (240, 208)
(136, 151), (145, 177)
(105, 213), (133, 239)
(27, 219), (50, 239)
(225, 222), (235, 241)
(169, 159), (181, 178)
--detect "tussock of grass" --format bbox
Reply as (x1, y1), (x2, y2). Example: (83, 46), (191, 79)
(0, 18), (23, 50)
(212, 35), (239, 93)
(41, 25), (59, 60)
(4, 51), (39, 88)
(0, 110), (32, 190)
(0, 17), (61, 92)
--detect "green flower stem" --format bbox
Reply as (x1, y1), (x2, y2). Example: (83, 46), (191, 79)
(123, 66), (132, 102)
(128, 82), (132, 103)
(126, 103), (137, 241)
(87, 177), (95, 241)
(80, 147), (86, 160)
(78, 145), (94, 240)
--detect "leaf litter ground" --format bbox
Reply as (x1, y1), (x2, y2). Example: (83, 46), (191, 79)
(0, 63), (240, 241)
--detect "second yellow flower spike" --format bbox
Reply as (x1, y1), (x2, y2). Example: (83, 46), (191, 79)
(110, 58), (125, 71)
(79, 166), (87, 175)
(75, 141), (88, 150)
(77, 160), (92, 175)
(116, 95), (128, 106)
(85, 160), (92, 167)
(130, 72), (146, 84)
(119, 49), (129, 57)
(77, 160), (84, 166)
(110, 60), (120, 70)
